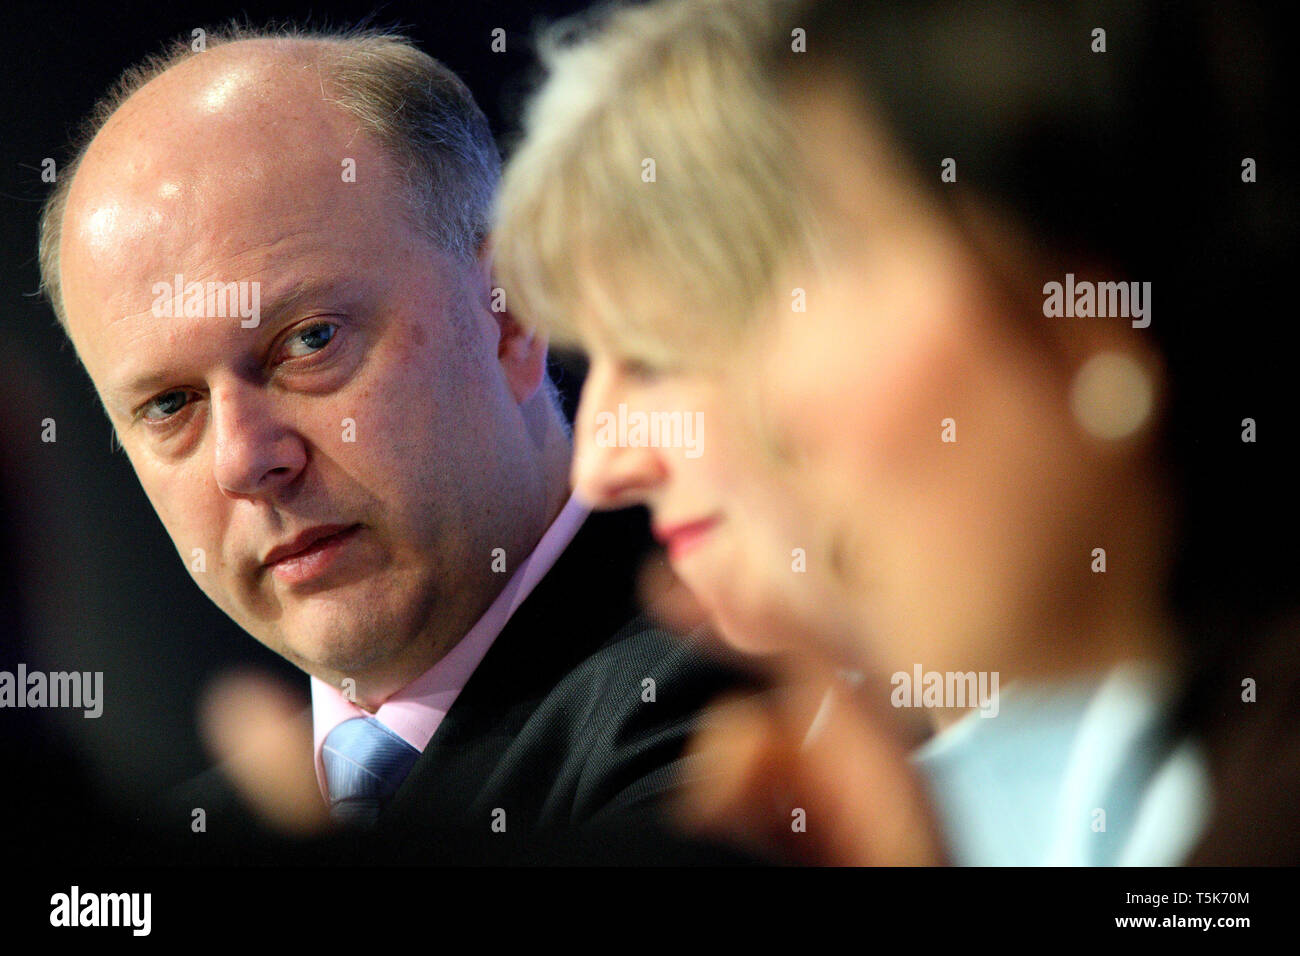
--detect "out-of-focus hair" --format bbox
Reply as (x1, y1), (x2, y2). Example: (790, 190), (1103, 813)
(493, 0), (819, 370)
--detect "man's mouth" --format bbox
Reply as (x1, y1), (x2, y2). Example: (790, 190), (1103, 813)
(263, 524), (362, 586)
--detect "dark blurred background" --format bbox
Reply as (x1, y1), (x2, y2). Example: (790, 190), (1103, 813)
(0, 0), (592, 850)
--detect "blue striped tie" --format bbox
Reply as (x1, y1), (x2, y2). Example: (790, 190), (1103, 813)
(322, 716), (421, 827)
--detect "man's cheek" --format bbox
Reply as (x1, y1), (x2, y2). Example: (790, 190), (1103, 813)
(149, 492), (233, 606)
(316, 390), (404, 460)
(183, 544), (238, 613)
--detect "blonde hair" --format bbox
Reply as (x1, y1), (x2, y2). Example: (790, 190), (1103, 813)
(38, 23), (500, 333)
(492, 0), (819, 369)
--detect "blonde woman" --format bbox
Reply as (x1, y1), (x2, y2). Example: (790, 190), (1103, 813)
(492, 0), (1296, 864)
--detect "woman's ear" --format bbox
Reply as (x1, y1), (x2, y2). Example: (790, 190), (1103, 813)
(949, 196), (1166, 450)
(956, 197), (1164, 403)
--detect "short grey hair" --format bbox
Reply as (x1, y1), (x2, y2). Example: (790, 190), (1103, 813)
(38, 22), (501, 332)
(492, 0), (819, 370)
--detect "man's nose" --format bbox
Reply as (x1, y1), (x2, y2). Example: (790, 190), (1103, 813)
(570, 373), (667, 510)
(210, 384), (307, 499)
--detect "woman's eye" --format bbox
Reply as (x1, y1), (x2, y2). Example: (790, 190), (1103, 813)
(142, 390), (189, 422)
(619, 357), (661, 381)
(283, 322), (337, 359)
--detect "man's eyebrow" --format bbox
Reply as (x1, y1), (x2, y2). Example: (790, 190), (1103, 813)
(256, 276), (359, 329)
(105, 276), (360, 411)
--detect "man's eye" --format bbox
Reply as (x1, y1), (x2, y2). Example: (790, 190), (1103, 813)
(142, 390), (189, 422)
(283, 322), (337, 359)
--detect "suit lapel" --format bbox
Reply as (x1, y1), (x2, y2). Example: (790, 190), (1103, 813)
(382, 506), (656, 824)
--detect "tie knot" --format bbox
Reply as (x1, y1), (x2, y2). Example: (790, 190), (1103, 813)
(322, 716), (421, 827)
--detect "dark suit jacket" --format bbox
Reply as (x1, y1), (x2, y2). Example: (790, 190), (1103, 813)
(374, 506), (752, 862)
(162, 507), (754, 864)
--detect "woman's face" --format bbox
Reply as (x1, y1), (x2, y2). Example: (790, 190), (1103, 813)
(742, 81), (1160, 680)
(569, 340), (847, 656)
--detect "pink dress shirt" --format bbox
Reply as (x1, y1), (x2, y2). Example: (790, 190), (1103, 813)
(310, 494), (589, 801)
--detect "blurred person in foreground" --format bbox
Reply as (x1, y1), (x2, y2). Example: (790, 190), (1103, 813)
(36, 22), (746, 861)
(492, 0), (1297, 864)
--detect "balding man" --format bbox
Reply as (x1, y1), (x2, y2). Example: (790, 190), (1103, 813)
(38, 24), (739, 861)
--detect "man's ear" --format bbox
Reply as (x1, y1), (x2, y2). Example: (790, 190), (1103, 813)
(476, 240), (549, 405)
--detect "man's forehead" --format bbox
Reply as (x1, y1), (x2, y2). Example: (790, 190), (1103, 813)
(60, 42), (407, 353)
(75, 40), (355, 181)
(65, 50), (385, 242)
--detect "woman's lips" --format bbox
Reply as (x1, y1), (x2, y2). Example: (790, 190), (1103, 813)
(267, 524), (362, 586)
(653, 516), (721, 562)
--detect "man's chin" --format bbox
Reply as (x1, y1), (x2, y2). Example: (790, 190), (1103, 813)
(264, 601), (404, 682)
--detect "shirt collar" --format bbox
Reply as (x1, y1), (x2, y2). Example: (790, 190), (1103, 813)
(310, 493), (589, 799)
